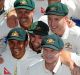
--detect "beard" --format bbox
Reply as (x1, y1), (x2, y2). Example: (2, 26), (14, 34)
(29, 41), (41, 53)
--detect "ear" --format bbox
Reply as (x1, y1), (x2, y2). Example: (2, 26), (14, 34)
(31, 9), (35, 16)
(24, 40), (28, 47)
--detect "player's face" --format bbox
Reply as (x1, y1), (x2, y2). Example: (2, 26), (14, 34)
(48, 15), (66, 36)
(43, 48), (59, 64)
(8, 40), (27, 59)
(29, 34), (43, 53)
(16, 8), (34, 30)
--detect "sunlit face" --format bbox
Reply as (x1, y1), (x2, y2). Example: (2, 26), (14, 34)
(16, 8), (34, 30)
(8, 40), (27, 59)
(0, 0), (4, 10)
(43, 48), (60, 64)
(29, 34), (43, 53)
(48, 15), (66, 36)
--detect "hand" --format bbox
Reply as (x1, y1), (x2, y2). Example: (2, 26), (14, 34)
(71, 64), (80, 75)
(59, 50), (74, 70)
(7, 9), (18, 28)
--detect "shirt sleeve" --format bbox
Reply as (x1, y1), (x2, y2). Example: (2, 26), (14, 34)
(71, 52), (80, 66)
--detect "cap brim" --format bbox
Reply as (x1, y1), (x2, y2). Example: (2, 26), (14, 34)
(45, 12), (66, 16)
(42, 45), (59, 51)
(28, 31), (47, 36)
(15, 6), (33, 10)
(8, 37), (25, 41)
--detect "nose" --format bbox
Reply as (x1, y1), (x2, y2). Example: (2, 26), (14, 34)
(13, 42), (18, 49)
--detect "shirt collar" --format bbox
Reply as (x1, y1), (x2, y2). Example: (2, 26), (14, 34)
(43, 57), (62, 74)
(53, 57), (61, 73)
(61, 25), (69, 39)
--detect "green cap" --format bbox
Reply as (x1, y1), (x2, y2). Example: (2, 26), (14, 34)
(14, 0), (35, 10)
(28, 21), (49, 36)
(41, 34), (64, 51)
(45, 2), (69, 16)
(7, 27), (28, 41)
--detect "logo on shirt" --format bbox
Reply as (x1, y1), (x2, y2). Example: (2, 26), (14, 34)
(64, 42), (72, 50)
(4, 67), (11, 75)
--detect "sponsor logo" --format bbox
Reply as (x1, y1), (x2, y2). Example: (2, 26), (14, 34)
(4, 67), (11, 75)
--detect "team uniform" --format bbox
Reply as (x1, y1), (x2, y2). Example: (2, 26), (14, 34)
(1, 48), (72, 75)
(39, 2), (80, 67)
(62, 25), (80, 66)
(0, 45), (43, 75)
(39, 17), (80, 67)
(39, 0), (80, 25)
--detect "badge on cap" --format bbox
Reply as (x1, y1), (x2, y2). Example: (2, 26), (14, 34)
(47, 39), (54, 44)
(11, 31), (19, 37)
(50, 7), (57, 11)
(36, 27), (41, 31)
(20, 1), (27, 5)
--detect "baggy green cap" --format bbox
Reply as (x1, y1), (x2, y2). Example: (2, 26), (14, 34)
(41, 34), (64, 51)
(28, 21), (49, 36)
(14, 0), (35, 10)
(7, 27), (28, 41)
(45, 2), (69, 16)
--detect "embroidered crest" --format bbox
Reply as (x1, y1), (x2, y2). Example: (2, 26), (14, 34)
(36, 27), (41, 31)
(11, 31), (19, 37)
(50, 7), (57, 11)
(64, 42), (72, 50)
(47, 39), (54, 44)
(20, 1), (27, 5)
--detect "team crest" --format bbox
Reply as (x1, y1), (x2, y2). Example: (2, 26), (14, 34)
(50, 7), (57, 11)
(11, 31), (19, 37)
(64, 42), (72, 50)
(47, 39), (54, 44)
(36, 27), (41, 31)
(20, 1), (27, 5)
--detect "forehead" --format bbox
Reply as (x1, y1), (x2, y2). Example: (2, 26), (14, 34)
(16, 8), (32, 12)
(43, 48), (58, 53)
(8, 40), (24, 43)
(48, 15), (64, 20)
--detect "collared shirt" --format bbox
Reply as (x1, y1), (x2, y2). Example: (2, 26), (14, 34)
(0, 45), (43, 75)
(39, 15), (80, 67)
(30, 57), (71, 75)
(62, 25), (80, 53)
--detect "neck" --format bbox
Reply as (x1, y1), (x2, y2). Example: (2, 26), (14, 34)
(45, 61), (57, 72)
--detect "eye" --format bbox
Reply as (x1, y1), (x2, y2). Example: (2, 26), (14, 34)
(54, 18), (59, 21)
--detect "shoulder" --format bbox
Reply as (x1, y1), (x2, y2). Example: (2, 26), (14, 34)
(69, 26), (80, 36)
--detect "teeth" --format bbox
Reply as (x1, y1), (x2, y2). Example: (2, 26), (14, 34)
(47, 55), (53, 59)
(21, 19), (27, 23)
